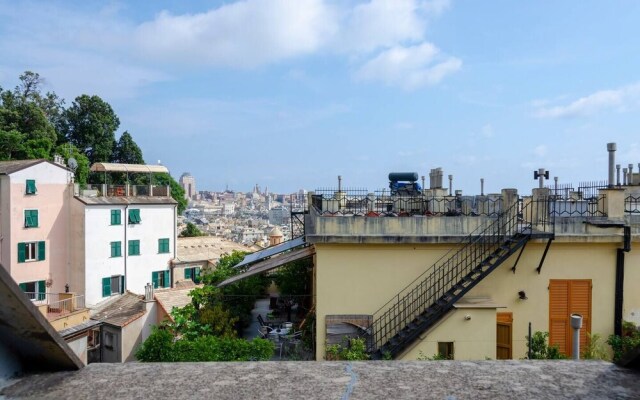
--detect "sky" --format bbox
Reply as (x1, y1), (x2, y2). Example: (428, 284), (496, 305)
(1, 0), (640, 195)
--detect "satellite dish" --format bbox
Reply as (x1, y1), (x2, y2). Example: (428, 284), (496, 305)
(68, 157), (78, 172)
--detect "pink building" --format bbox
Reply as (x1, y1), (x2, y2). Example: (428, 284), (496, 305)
(0, 159), (73, 297)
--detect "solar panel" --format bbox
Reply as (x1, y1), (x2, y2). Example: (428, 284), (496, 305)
(234, 236), (306, 268)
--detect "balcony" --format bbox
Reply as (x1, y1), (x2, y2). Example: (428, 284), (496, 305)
(25, 292), (90, 330)
(78, 184), (171, 198)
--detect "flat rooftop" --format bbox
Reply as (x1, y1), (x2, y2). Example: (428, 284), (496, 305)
(2, 361), (639, 399)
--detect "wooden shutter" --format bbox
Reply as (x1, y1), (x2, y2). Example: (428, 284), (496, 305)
(33, 210), (38, 227)
(26, 179), (36, 194)
(19, 282), (27, 291)
(18, 243), (26, 263)
(184, 268), (192, 280)
(37, 241), (45, 261)
(549, 279), (591, 357)
(164, 270), (170, 288)
(102, 277), (111, 297)
(496, 312), (513, 360)
(152, 272), (159, 289)
(37, 280), (46, 300)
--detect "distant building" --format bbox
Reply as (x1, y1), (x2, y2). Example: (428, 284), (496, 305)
(179, 173), (196, 200)
(268, 206), (289, 226)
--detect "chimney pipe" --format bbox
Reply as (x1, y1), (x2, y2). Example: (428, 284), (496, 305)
(607, 143), (616, 187)
(629, 164), (634, 186)
(480, 178), (485, 196)
(421, 175), (425, 191)
(616, 164), (621, 186)
(338, 175), (342, 192)
(623, 168), (628, 185)
(448, 175), (453, 196)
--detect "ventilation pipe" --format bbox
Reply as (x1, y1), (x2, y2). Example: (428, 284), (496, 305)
(623, 168), (628, 185)
(629, 164), (634, 186)
(616, 164), (621, 186)
(448, 175), (453, 196)
(607, 143), (616, 187)
(338, 175), (342, 192)
(571, 314), (583, 360)
(480, 178), (485, 196)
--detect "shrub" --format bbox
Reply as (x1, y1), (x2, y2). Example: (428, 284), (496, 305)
(416, 351), (449, 361)
(581, 332), (609, 360)
(525, 331), (567, 359)
(135, 327), (175, 362)
(325, 337), (369, 360)
(607, 322), (640, 362)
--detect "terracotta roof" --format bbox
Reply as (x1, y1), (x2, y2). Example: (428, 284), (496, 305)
(154, 288), (197, 319)
(91, 292), (146, 327)
(0, 159), (66, 175)
(174, 236), (253, 263)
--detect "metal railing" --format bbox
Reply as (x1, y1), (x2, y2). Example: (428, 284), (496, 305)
(626, 195), (640, 214)
(23, 292), (86, 318)
(550, 194), (607, 217)
(311, 188), (503, 217)
(82, 184), (171, 197)
(366, 199), (552, 355)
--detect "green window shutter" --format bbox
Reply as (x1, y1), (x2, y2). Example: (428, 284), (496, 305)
(37, 280), (46, 300)
(18, 243), (26, 263)
(120, 276), (125, 294)
(135, 209), (141, 223)
(111, 241), (121, 257)
(102, 277), (111, 297)
(37, 241), (45, 261)
(24, 210), (39, 228)
(158, 238), (169, 253)
(26, 180), (36, 194)
(184, 268), (192, 280)
(194, 267), (201, 283)
(128, 209), (141, 224)
(128, 240), (140, 256)
(152, 272), (159, 289)
(19, 282), (27, 291)
(158, 239), (162, 253)
(33, 210), (38, 227)
(111, 209), (121, 225)
(164, 271), (170, 288)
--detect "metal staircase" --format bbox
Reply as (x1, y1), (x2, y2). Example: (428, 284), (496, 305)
(367, 199), (554, 359)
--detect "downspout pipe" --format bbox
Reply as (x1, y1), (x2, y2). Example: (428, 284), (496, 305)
(614, 226), (631, 336)
(124, 204), (128, 292)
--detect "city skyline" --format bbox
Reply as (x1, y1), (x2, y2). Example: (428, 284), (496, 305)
(1, 1), (640, 194)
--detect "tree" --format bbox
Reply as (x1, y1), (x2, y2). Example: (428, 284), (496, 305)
(155, 172), (187, 215)
(54, 143), (90, 185)
(180, 222), (205, 237)
(60, 94), (119, 163)
(111, 131), (144, 164)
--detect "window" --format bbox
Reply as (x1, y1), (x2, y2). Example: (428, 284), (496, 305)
(184, 267), (201, 284)
(87, 329), (101, 350)
(128, 240), (140, 256)
(18, 280), (46, 301)
(25, 179), (37, 195)
(17, 241), (45, 262)
(24, 209), (39, 228)
(110, 209), (121, 225)
(437, 342), (454, 360)
(102, 275), (124, 297)
(104, 332), (114, 350)
(158, 238), (170, 254)
(128, 209), (141, 224)
(152, 270), (170, 289)
(110, 241), (122, 257)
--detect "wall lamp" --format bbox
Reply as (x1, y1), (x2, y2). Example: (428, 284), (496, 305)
(518, 290), (528, 300)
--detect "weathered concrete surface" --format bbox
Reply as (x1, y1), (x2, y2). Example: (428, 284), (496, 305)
(2, 361), (639, 400)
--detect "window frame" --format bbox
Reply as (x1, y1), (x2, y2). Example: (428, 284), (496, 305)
(128, 239), (140, 256)
(152, 270), (170, 289)
(110, 241), (122, 258)
(158, 238), (170, 254)
(110, 209), (122, 225)
(24, 209), (39, 228)
(25, 179), (37, 195)
(437, 342), (454, 360)
(18, 241), (45, 263)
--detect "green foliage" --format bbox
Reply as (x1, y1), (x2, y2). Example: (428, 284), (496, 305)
(180, 222), (205, 237)
(525, 331), (567, 359)
(53, 143), (90, 185)
(136, 328), (274, 362)
(111, 131), (144, 164)
(382, 351), (393, 360)
(581, 332), (609, 360)
(165, 302), (237, 341)
(325, 337), (369, 360)
(607, 321), (640, 362)
(60, 94), (119, 163)
(154, 172), (187, 215)
(416, 351), (449, 361)
(271, 258), (313, 297)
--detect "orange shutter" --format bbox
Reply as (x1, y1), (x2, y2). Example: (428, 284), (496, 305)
(549, 280), (592, 357)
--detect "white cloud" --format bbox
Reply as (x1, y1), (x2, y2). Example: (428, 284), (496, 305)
(355, 43), (461, 90)
(535, 83), (640, 118)
(134, 0), (337, 68)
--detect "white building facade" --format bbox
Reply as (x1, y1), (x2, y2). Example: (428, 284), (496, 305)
(70, 196), (177, 307)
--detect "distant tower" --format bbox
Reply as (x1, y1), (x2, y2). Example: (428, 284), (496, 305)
(269, 226), (284, 246)
(179, 172), (196, 200)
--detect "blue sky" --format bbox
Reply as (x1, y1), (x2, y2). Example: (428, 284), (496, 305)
(1, 0), (640, 194)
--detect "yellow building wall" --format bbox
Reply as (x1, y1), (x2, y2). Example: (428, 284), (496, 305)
(314, 240), (628, 360)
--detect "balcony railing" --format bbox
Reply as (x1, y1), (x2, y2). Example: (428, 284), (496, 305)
(81, 184), (171, 197)
(23, 292), (86, 320)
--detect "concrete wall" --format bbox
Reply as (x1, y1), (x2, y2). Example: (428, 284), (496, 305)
(49, 309), (91, 331)
(65, 335), (88, 365)
(2, 163), (71, 293)
(69, 197), (86, 298)
(0, 342), (21, 380)
(314, 237), (638, 360)
(101, 325), (121, 363)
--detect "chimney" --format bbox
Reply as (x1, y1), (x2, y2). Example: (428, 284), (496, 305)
(448, 175), (453, 196)
(480, 178), (485, 196)
(616, 164), (621, 186)
(629, 164), (634, 186)
(607, 143), (616, 187)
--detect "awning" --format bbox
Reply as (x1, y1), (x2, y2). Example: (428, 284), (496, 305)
(90, 162), (169, 174)
(218, 245), (315, 287)
(234, 237), (306, 269)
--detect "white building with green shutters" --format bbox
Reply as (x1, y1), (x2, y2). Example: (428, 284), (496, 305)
(70, 185), (177, 307)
